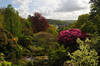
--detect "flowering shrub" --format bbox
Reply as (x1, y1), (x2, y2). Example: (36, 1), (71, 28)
(66, 38), (98, 66)
(58, 29), (88, 51)
(31, 12), (49, 33)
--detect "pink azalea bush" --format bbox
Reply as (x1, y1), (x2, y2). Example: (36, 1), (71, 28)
(58, 29), (88, 48)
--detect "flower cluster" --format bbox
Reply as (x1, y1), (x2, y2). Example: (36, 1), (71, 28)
(58, 29), (88, 47)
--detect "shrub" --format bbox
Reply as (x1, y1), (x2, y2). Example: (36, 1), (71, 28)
(0, 28), (8, 46)
(46, 24), (58, 36)
(34, 32), (57, 47)
(32, 56), (48, 66)
(48, 45), (67, 66)
(20, 17), (33, 36)
(0, 61), (12, 66)
(33, 32), (58, 56)
(18, 36), (33, 48)
(0, 53), (12, 66)
(58, 29), (89, 52)
(65, 38), (99, 66)
(70, 14), (98, 34)
(28, 46), (45, 56)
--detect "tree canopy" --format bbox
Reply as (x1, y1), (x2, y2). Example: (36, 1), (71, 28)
(3, 4), (22, 37)
(90, 0), (100, 17)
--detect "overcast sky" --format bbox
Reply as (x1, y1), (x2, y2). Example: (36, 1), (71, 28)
(0, 0), (90, 20)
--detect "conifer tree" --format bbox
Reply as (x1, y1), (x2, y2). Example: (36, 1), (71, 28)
(90, 0), (100, 17)
(3, 4), (22, 37)
(90, 0), (100, 34)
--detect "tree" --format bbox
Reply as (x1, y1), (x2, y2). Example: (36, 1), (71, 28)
(0, 14), (4, 27)
(3, 4), (22, 37)
(89, 0), (100, 34)
(91, 14), (100, 33)
(31, 12), (49, 33)
(75, 14), (89, 28)
(20, 17), (33, 36)
(73, 14), (97, 34)
(28, 15), (32, 22)
(90, 0), (100, 18)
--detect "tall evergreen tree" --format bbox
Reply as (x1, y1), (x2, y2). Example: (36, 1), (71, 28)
(3, 4), (22, 37)
(90, 0), (100, 17)
(89, 0), (100, 34)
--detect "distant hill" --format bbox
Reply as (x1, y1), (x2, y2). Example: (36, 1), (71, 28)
(47, 19), (76, 26)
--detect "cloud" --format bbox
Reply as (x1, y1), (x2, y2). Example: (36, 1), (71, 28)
(12, 0), (61, 18)
(29, 0), (60, 16)
(12, 0), (90, 20)
(13, 0), (33, 18)
(56, 0), (90, 12)
(46, 9), (90, 20)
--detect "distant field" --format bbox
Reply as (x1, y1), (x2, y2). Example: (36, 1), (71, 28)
(47, 19), (76, 25)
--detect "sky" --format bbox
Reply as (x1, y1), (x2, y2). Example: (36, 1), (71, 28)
(0, 0), (90, 20)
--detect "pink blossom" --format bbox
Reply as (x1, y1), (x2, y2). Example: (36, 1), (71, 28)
(58, 29), (88, 47)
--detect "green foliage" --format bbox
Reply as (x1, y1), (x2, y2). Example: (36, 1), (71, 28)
(3, 4), (22, 37)
(57, 25), (69, 33)
(0, 28), (8, 46)
(16, 44), (23, 59)
(89, 33), (100, 61)
(48, 45), (67, 66)
(0, 61), (12, 66)
(89, 0), (100, 34)
(46, 24), (58, 36)
(90, 0), (100, 17)
(34, 32), (57, 47)
(20, 17), (33, 36)
(32, 56), (48, 66)
(1, 4), (100, 66)
(91, 14), (100, 33)
(33, 32), (58, 56)
(0, 53), (12, 66)
(26, 61), (34, 66)
(0, 14), (4, 27)
(28, 46), (45, 56)
(18, 35), (33, 48)
(47, 19), (75, 25)
(72, 14), (98, 33)
(0, 29), (23, 62)
(80, 21), (97, 33)
(66, 38), (98, 66)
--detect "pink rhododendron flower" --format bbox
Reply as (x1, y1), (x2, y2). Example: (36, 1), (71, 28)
(58, 29), (88, 47)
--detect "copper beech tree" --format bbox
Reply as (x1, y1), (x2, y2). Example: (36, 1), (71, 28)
(30, 12), (49, 33)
